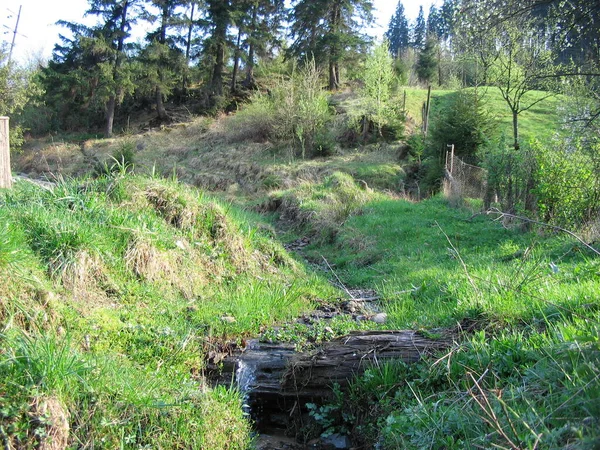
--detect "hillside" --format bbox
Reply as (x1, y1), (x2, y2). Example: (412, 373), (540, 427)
(0, 174), (340, 448)
(3, 84), (600, 449)
(14, 86), (564, 197)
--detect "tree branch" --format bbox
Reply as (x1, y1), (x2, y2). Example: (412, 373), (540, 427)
(486, 208), (600, 257)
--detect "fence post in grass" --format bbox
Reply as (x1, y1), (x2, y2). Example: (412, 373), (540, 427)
(0, 116), (11, 189)
(423, 85), (432, 137)
(447, 144), (455, 175)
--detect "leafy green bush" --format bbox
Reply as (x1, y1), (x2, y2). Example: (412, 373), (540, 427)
(479, 135), (536, 212)
(533, 138), (600, 229)
(225, 58), (333, 158)
(345, 42), (404, 143)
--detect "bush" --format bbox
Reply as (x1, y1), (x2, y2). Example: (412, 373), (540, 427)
(479, 134), (536, 212)
(225, 93), (276, 143)
(345, 42), (404, 143)
(533, 138), (600, 229)
(225, 58), (333, 158)
(429, 88), (494, 164)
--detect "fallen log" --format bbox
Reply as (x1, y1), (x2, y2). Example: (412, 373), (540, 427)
(208, 330), (451, 398)
(207, 330), (452, 431)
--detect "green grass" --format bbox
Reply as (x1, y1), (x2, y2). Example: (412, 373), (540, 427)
(6, 82), (594, 449)
(0, 173), (338, 448)
(307, 196), (598, 329)
(297, 193), (600, 448)
(402, 86), (563, 143)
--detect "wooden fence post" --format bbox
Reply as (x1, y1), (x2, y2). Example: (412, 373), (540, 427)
(423, 85), (432, 137)
(0, 117), (11, 189)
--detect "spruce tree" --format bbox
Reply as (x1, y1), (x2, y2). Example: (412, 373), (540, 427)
(64, 0), (142, 137)
(385, 1), (409, 58)
(230, 0), (285, 90)
(204, 0), (234, 97)
(141, 0), (186, 121)
(426, 5), (443, 40)
(289, 0), (373, 90)
(416, 36), (437, 84)
(412, 5), (426, 50)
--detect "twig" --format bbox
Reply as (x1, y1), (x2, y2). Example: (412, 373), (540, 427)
(321, 255), (355, 299)
(486, 208), (600, 257)
(467, 372), (520, 450)
(349, 296), (381, 302)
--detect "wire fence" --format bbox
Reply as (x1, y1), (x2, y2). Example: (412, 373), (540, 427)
(443, 148), (488, 203)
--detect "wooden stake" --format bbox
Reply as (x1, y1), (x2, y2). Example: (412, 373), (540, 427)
(424, 85), (432, 137)
(0, 117), (11, 189)
(447, 144), (455, 175)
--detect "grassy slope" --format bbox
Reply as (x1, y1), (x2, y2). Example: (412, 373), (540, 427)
(0, 174), (337, 449)
(289, 192), (600, 448)
(403, 86), (564, 143)
(15, 86), (562, 199)
(7, 85), (598, 448)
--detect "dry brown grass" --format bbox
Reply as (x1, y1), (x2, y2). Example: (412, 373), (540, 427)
(32, 396), (70, 450)
(56, 250), (119, 310)
(124, 234), (166, 282)
(144, 184), (197, 229)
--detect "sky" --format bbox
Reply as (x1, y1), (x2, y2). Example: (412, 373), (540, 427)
(1, 0), (436, 65)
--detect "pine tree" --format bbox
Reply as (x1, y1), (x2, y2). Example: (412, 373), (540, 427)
(426, 5), (443, 40)
(439, 0), (456, 40)
(412, 5), (426, 50)
(204, 0), (234, 97)
(289, 0), (373, 90)
(416, 36), (437, 83)
(141, 0), (186, 121)
(85, 0), (142, 137)
(385, 1), (409, 58)
(243, 0), (285, 88)
(229, 0), (285, 91)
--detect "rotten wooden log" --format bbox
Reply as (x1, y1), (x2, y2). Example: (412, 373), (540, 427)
(208, 330), (451, 399)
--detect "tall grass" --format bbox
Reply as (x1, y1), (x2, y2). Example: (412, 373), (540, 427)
(297, 192), (600, 448)
(0, 173), (337, 448)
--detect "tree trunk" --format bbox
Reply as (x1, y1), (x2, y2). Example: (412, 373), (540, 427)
(183, 2), (195, 92)
(328, 2), (341, 91)
(244, 5), (258, 88)
(105, 95), (116, 138)
(438, 45), (443, 86)
(329, 61), (340, 90)
(0, 116), (11, 189)
(512, 109), (520, 150)
(208, 330), (451, 399)
(209, 0), (230, 98)
(231, 29), (242, 92)
(211, 41), (225, 96)
(244, 42), (255, 88)
(105, 0), (129, 138)
(156, 87), (168, 121)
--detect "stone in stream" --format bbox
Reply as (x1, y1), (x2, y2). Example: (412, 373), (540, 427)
(321, 433), (352, 449)
(371, 312), (387, 324)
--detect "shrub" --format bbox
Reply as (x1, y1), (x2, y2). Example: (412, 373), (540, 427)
(428, 88), (494, 164)
(225, 58), (333, 158)
(533, 138), (600, 229)
(225, 92), (276, 143)
(345, 41), (404, 143)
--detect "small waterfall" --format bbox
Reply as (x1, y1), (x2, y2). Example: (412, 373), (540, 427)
(235, 359), (256, 415)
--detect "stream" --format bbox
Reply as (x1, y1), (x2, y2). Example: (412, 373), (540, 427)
(206, 299), (451, 449)
(206, 238), (450, 449)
